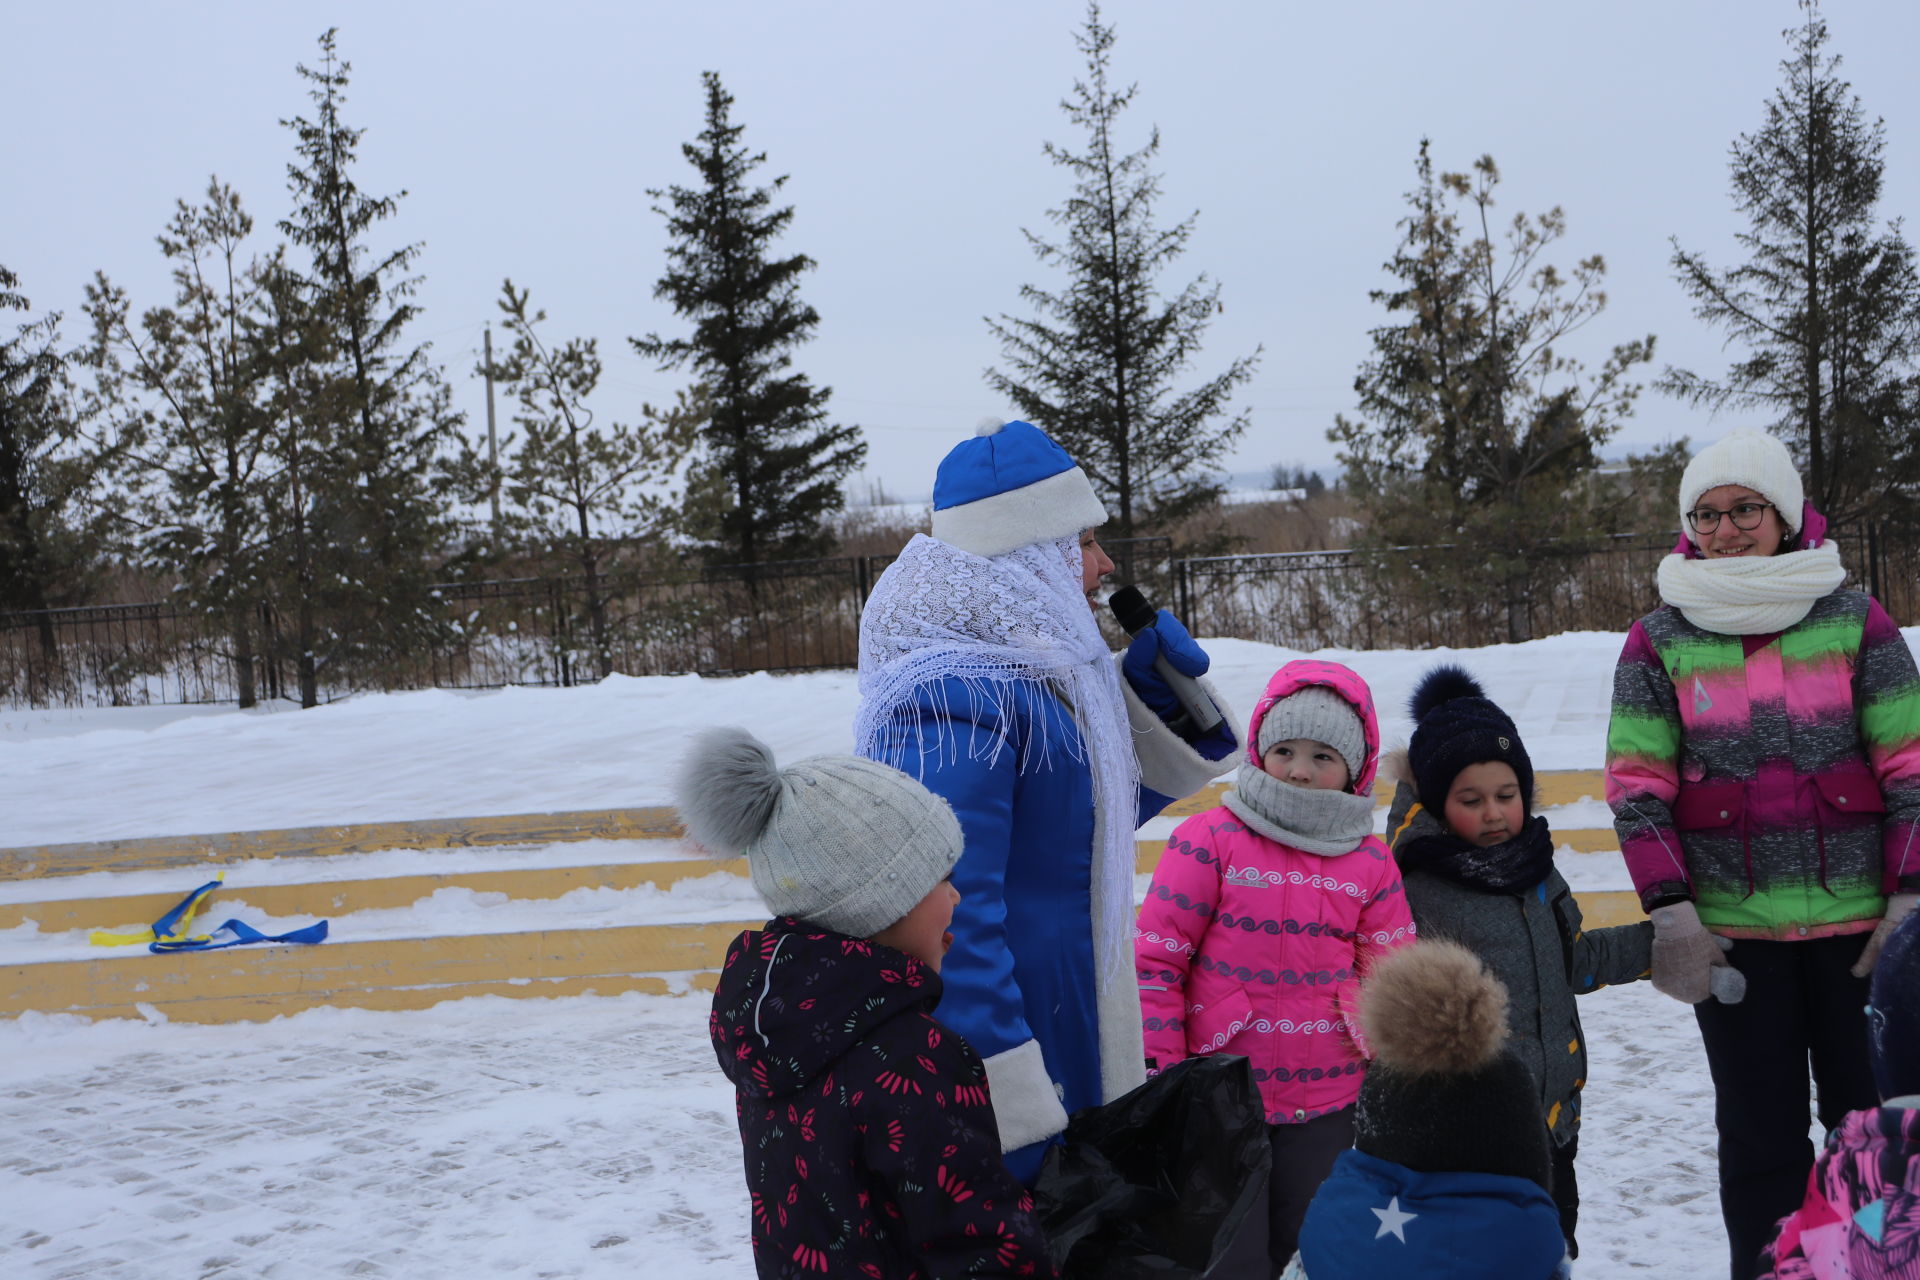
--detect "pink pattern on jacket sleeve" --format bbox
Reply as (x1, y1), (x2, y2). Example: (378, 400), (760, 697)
(1134, 814), (1225, 1075)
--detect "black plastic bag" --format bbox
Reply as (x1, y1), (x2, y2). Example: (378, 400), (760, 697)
(1033, 1054), (1272, 1279)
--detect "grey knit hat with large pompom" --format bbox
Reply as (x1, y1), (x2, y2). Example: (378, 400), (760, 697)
(673, 727), (964, 937)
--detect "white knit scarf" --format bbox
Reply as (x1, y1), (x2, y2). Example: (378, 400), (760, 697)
(854, 532), (1140, 995)
(1656, 542), (1846, 635)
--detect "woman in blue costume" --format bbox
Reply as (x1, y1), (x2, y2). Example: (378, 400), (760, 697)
(855, 420), (1238, 1182)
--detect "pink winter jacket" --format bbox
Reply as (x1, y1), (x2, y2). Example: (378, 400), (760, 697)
(1135, 660), (1416, 1124)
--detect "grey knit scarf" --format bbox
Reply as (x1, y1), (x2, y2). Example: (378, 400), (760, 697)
(1222, 761), (1375, 857)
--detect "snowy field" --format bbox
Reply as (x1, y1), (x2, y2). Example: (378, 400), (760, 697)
(5, 627), (1914, 1277)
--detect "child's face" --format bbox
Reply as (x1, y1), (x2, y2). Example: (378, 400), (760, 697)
(1260, 738), (1351, 791)
(870, 879), (961, 972)
(1442, 761), (1525, 847)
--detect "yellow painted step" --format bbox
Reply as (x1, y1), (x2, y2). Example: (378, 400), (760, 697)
(1574, 891), (1647, 930)
(2, 807), (684, 881)
(4, 835), (1618, 931)
(0, 772), (1609, 882)
(0, 856), (749, 934)
(1, 889), (1650, 1023)
(1, 922), (742, 1024)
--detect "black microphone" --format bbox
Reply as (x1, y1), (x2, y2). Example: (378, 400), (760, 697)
(1107, 585), (1224, 735)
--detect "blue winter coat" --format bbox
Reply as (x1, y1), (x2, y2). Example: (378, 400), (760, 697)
(867, 672), (1233, 1182)
(1290, 1148), (1571, 1279)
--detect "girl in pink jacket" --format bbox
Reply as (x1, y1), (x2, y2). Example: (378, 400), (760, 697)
(1135, 658), (1415, 1273)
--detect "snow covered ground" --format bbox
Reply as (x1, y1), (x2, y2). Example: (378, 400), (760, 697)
(7, 627), (1913, 1277)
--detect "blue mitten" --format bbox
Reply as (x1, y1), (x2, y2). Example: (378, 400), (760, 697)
(1122, 609), (1210, 723)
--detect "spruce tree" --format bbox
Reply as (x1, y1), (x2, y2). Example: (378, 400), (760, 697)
(251, 255), (335, 708)
(1330, 141), (1654, 642)
(279, 28), (461, 676)
(0, 265), (105, 676)
(631, 71), (864, 566)
(1661, 0), (1920, 531)
(480, 279), (693, 679)
(80, 180), (276, 705)
(986, 1), (1259, 539)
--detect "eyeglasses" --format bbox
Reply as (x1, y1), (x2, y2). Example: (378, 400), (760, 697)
(1686, 501), (1775, 534)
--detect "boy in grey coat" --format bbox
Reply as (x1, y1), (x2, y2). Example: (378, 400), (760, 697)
(1385, 665), (1656, 1260)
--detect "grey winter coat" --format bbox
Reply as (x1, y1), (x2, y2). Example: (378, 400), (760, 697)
(1383, 776), (1653, 1147)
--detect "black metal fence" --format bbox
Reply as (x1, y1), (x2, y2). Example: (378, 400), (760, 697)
(1174, 532), (1677, 652)
(3, 526), (1913, 710)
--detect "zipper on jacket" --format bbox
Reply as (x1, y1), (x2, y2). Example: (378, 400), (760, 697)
(753, 933), (789, 1048)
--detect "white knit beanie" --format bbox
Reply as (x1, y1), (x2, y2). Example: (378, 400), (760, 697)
(1256, 685), (1367, 783)
(1678, 429), (1804, 541)
(673, 728), (963, 937)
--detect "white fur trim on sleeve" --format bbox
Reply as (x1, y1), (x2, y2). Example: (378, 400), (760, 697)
(983, 1038), (1070, 1153)
(1117, 657), (1239, 799)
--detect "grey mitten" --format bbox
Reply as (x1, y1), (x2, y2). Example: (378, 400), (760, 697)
(1651, 902), (1741, 1004)
(1850, 892), (1920, 978)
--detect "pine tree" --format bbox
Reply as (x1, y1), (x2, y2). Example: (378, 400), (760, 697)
(0, 264), (106, 679)
(279, 28), (461, 676)
(986, 1), (1259, 539)
(80, 180), (277, 705)
(1330, 141), (1654, 642)
(1661, 0), (1920, 531)
(631, 71), (864, 566)
(479, 279), (693, 679)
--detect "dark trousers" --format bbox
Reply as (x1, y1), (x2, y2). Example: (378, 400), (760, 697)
(1551, 1133), (1579, 1259)
(1693, 935), (1877, 1280)
(1267, 1106), (1354, 1274)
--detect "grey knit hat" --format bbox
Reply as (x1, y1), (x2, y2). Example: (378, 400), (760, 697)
(672, 727), (963, 937)
(1257, 684), (1367, 782)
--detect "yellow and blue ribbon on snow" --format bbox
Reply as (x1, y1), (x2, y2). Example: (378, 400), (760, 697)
(87, 875), (328, 953)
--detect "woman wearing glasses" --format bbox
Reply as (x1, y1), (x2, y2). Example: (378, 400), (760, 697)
(1605, 429), (1920, 1280)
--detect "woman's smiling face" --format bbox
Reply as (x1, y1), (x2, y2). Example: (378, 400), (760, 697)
(1692, 484), (1786, 558)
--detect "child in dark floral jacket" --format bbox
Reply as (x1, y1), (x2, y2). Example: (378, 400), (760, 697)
(679, 727), (1055, 1280)
(1759, 908), (1920, 1279)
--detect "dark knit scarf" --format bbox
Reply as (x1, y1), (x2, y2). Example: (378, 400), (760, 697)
(1397, 810), (1556, 894)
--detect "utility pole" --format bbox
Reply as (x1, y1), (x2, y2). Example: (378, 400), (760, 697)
(483, 324), (501, 537)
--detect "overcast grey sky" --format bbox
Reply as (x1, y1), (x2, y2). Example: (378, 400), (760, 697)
(8, 1), (1920, 501)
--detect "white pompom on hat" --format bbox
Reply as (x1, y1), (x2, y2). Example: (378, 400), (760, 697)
(1678, 429), (1804, 541)
(672, 727), (963, 937)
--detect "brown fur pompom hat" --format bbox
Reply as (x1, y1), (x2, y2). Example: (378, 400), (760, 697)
(1353, 939), (1553, 1192)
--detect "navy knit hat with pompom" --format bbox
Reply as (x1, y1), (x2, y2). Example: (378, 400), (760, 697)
(1407, 665), (1535, 814)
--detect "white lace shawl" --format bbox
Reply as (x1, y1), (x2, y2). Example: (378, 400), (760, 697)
(854, 532), (1141, 997)
(1656, 542), (1846, 635)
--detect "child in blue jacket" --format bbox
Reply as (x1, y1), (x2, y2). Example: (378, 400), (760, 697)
(1286, 939), (1571, 1279)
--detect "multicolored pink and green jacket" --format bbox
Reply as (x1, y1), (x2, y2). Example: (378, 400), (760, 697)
(1606, 568), (1920, 939)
